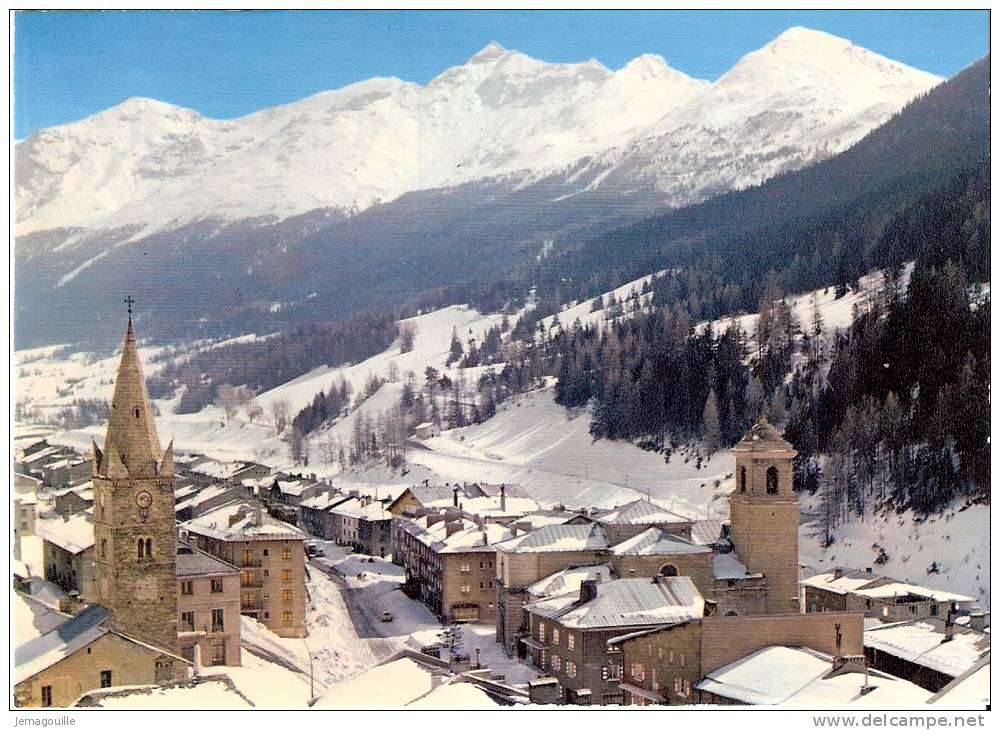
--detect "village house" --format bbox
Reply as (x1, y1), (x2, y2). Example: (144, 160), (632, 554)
(184, 502), (307, 637)
(393, 513), (514, 623)
(13, 598), (188, 708)
(53, 481), (95, 517)
(592, 498), (694, 543)
(14, 491), (38, 559)
(35, 512), (97, 601)
(175, 542), (242, 667)
(524, 576), (706, 705)
(388, 481), (536, 523)
(413, 421), (441, 440)
(695, 645), (931, 706)
(15, 444), (77, 480)
(801, 568), (978, 623)
(174, 483), (244, 522)
(614, 611), (868, 705)
(863, 616), (991, 692)
(328, 496), (393, 557)
(41, 455), (93, 489)
(298, 491), (347, 539)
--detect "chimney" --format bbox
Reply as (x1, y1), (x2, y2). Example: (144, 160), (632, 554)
(943, 610), (956, 642)
(445, 520), (463, 537)
(834, 622), (843, 660)
(423, 479), (429, 487)
(865, 567), (873, 574)
(453, 487), (459, 508)
(580, 579), (598, 604)
(500, 484), (507, 512)
(310, 473), (317, 482)
(969, 613), (986, 631)
(833, 568), (844, 580)
(509, 523), (518, 537)
(482, 527), (489, 545)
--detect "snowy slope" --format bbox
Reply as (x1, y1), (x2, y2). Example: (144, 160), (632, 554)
(16, 29), (939, 240)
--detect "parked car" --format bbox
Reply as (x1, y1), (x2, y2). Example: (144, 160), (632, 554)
(381, 611), (393, 623)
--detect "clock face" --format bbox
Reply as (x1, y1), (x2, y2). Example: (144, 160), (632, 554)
(135, 491), (153, 509)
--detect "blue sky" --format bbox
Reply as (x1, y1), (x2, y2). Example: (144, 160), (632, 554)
(13, 9), (989, 139)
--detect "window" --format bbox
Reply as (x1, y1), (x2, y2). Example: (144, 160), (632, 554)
(680, 653), (685, 667)
(212, 642), (226, 666)
(41, 686), (52, 707)
(660, 563), (679, 577)
(674, 677), (682, 694)
(766, 466), (779, 495)
(211, 578), (224, 593)
(281, 589), (293, 603)
(134, 407), (141, 418)
(146, 538), (152, 558)
(538, 622), (546, 642)
(461, 583), (471, 595)
(100, 670), (113, 688)
(263, 569), (269, 577)
(100, 538), (107, 559)
(683, 679), (691, 697)
(552, 655), (561, 671)
(181, 581), (193, 596)
(181, 611), (195, 631)
(740, 466), (747, 492)
(567, 633), (575, 650)
(652, 668), (658, 691)
(552, 627), (560, 645)
(241, 549), (254, 566)
(281, 548), (291, 560)
(137, 539), (145, 560)
(460, 562), (470, 573)
(262, 549), (269, 557)
(657, 646), (663, 660)
(212, 608), (225, 632)
(282, 611), (293, 626)
(567, 661), (577, 678)
(282, 568), (292, 581)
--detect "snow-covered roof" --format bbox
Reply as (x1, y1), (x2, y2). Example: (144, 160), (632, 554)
(20, 446), (62, 464)
(713, 552), (762, 580)
(185, 502), (304, 542)
(15, 492), (38, 506)
(274, 479), (312, 497)
(397, 515), (513, 554)
(52, 481), (94, 499)
(929, 657), (991, 707)
(690, 519), (726, 546)
(611, 528), (711, 557)
(35, 513), (95, 554)
(175, 484), (240, 512)
(14, 592), (70, 647)
(407, 681), (499, 708)
(80, 675), (253, 708)
(330, 499), (391, 521)
(15, 604), (112, 684)
(190, 460), (245, 480)
(299, 492), (343, 510)
(801, 570), (975, 604)
(526, 563), (615, 601)
(731, 416), (795, 454)
(495, 523), (610, 553)
(596, 499), (690, 526)
(414, 421), (437, 430)
(697, 646), (932, 706)
(515, 510), (586, 530)
(176, 546), (241, 578)
(313, 657), (446, 708)
(864, 619), (990, 678)
(528, 576), (704, 630)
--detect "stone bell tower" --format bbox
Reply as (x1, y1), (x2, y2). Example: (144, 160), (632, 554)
(92, 302), (178, 653)
(728, 416), (800, 615)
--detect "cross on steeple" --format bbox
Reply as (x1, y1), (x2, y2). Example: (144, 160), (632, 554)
(124, 295), (135, 317)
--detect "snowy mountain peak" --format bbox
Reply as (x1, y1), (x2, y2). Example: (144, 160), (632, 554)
(467, 41), (510, 64)
(621, 53), (672, 77)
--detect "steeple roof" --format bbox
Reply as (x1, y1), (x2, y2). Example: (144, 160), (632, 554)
(96, 317), (165, 479)
(731, 415), (796, 454)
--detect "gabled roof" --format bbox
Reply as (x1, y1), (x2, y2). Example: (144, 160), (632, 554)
(495, 523), (610, 554)
(526, 563), (615, 601)
(864, 618), (990, 678)
(176, 544), (241, 577)
(596, 499), (690, 526)
(690, 519), (726, 546)
(15, 604), (112, 684)
(611, 528), (711, 557)
(731, 416), (795, 454)
(35, 513), (95, 554)
(713, 552), (762, 580)
(185, 502), (304, 541)
(528, 576), (704, 630)
(801, 570), (975, 603)
(696, 646), (931, 706)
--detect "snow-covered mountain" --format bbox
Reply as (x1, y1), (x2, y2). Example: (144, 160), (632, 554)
(16, 28), (938, 239)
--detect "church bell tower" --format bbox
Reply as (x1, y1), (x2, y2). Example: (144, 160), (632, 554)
(92, 302), (178, 653)
(728, 416), (801, 614)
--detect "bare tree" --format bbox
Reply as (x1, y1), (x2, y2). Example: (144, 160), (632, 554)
(246, 399), (264, 424)
(214, 383), (239, 425)
(270, 398), (291, 435)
